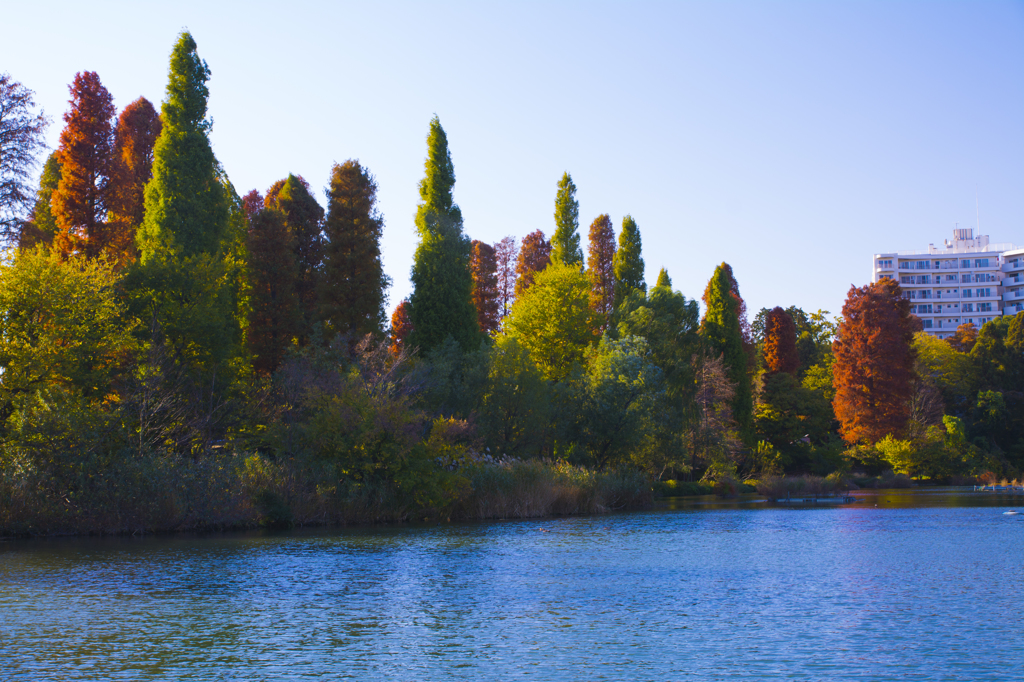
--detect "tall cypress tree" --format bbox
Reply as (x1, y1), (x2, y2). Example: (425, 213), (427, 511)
(550, 172), (582, 267)
(700, 263), (753, 441)
(586, 213), (616, 320)
(320, 160), (389, 338)
(126, 32), (236, 371)
(408, 116), (479, 352)
(51, 71), (115, 260)
(266, 174), (323, 339)
(655, 268), (672, 289)
(246, 206), (299, 374)
(107, 96), (161, 264)
(136, 31), (228, 261)
(613, 214), (646, 307)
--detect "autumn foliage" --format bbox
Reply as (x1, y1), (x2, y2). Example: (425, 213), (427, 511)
(390, 299), (413, 356)
(515, 229), (551, 297)
(763, 307), (799, 374)
(52, 71), (115, 259)
(106, 97), (161, 264)
(470, 240), (500, 334)
(587, 214), (616, 320)
(832, 278), (918, 444)
(494, 236), (518, 318)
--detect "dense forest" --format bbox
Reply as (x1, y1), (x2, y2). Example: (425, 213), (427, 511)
(0, 33), (1021, 534)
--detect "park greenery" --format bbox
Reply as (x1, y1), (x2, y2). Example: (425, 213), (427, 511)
(1, 33), (1022, 535)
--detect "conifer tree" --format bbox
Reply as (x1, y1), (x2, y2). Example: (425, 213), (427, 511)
(550, 172), (582, 267)
(613, 214), (646, 307)
(267, 174), (323, 339)
(136, 31), (228, 261)
(586, 213), (616, 320)
(470, 239), (500, 334)
(19, 152), (61, 249)
(389, 299), (413, 356)
(107, 97), (161, 264)
(762, 307), (799, 374)
(408, 116), (478, 352)
(833, 279), (917, 444)
(656, 268), (672, 289)
(246, 207), (299, 374)
(700, 263), (753, 441)
(51, 71), (115, 259)
(515, 229), (551, 297)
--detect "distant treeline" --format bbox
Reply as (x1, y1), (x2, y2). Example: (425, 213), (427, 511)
(0, 32), (1021, 534)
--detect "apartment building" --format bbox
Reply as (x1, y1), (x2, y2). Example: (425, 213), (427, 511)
(872, 228), (1022, 339)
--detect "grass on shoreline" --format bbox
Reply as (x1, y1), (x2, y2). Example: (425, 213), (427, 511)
(0, 452), (653, 538)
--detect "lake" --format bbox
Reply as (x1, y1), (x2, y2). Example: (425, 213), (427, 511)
(2, 488), (1022, 680)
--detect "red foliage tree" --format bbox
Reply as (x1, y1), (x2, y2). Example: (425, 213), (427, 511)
(832, 279), (919, 444)
(515, 229), (551, 297)
(390, 299), (414, 356)
(51, 71), (115, 259)
(106, 96), (161, 264)
(586, 213), (616, 320)
(947, 322), (978, 354)
(241, 189), (263, 223)
(763, 306), (799, 374)
(470, 239), (500, 334)
(494, 235), (518, 318)
(246, 207), (300, 374)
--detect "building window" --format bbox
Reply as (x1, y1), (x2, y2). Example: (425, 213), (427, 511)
(963, 303), (974, 312)
(979, 303), (992, 312)
(922, 319), (933, 329)
(975, 258), (990, 268)
(961, 260), (971, 268)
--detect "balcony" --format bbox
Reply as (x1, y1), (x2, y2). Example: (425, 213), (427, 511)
(1005, 289), (1024, 302)
(1003, 260), (1024, 274)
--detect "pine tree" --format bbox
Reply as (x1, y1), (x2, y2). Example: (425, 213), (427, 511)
(515, 229), (551, 297)
(613, 214), (646, 307)
(408, 116), (478, 352)
(700, 263), (753, 441)
(107, 97), (161, 264)
(470, 239), (499, 334)
(586, 213), (616, 320)
(550, 172), (582, 267)
(19, 152), (61, 249)
(136, 31), (229, 261)
(656, 268), (672, 289)
(246, 207), (299, 374)
(267, 174), (323, 339)
(51, 71), (115, 259)
(762, 307), (799, 374)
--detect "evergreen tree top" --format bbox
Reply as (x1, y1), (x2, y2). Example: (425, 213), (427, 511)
(551, 172), (582, 266)
(656, 268), (672, 289)
(417, 115), (460, 224)
(164, 31), (211, 133)
(613, 214), (646, 304)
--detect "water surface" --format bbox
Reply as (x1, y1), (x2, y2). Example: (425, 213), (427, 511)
(2, 488), (1022, 680)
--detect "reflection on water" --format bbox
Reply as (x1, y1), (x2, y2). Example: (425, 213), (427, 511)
(659, 485), (1024, 510)
(2, 488), (1022, 680)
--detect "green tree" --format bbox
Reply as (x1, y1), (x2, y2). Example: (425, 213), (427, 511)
(613, 214), (645, 307)
(700, 263), (753, 441)
(0, 248), (137, 406)
(550, 172), (582, 267)
(267, 174), (324, 339)
(478, 335), (551, 457)
(503, 261), (599, 381)
(408, 116), (478, 353)
(320, 161), (389, 339)
(136, 31), (229, 261)
(574, 335), (664, 469)
(19, 152), (61, 249)
(655, 267), (672, 289)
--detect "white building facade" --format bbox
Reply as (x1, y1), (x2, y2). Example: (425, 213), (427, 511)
(872, 229), (1022, 340)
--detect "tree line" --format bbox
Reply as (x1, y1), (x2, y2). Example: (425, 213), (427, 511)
(0, 32), (1021, 533)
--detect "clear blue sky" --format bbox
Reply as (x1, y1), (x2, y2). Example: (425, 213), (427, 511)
(4, 1), (1022, 319)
